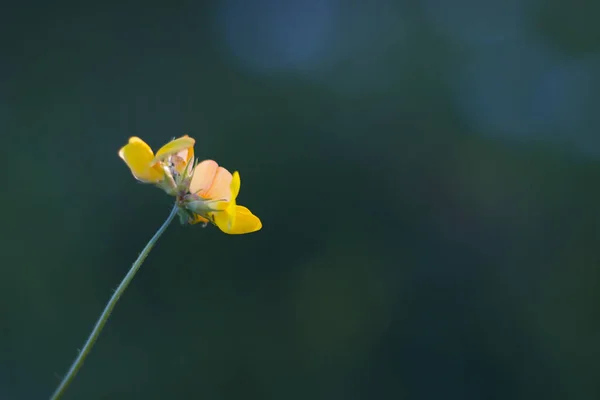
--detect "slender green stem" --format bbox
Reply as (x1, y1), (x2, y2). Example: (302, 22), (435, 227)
(50, 204), (180, 400)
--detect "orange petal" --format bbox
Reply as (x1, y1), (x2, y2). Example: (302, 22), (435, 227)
(203, 167), (233, 201)
(172, 146), (194, 175)
(189, 214), (209, 224)
(190, 160), (218, 195)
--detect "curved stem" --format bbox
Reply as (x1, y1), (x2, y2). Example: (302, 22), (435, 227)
(50, 203), (180, 400)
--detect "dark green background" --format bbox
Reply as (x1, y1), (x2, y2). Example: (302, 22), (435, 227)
(2, 1), (599, 399)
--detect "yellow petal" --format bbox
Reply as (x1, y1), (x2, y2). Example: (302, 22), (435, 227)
(212, 207), (234, 233)
(118, 137), (164, 183)
(153, 135), (195, 163)
(213, 205), (261, 234)
(212, 172), (245, 232)
(184, 145), (194, 168)
(230, 171), (241, 201)
(230, 206), (262, 234)
(218, 172), (240, 229)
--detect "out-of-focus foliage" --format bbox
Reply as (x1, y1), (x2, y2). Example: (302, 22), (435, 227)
(1, 1), (599, 399)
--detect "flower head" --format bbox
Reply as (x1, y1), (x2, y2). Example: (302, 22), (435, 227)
(119, 136), (195, 195)
(119, 136), (261, 235)
(183, 160), (262, 235)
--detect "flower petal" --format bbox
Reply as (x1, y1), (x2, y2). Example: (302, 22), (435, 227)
(213, 205), (261, 234)
(153, 135), (195, 163)
(204, 167), (233, 200)
(184, 146), (194, 166)
(220, 172), (240, 228)
(229, 171), (241, 201)
(230, 206), (262, 234)
(118, 137), (164, 183)
(190, 160), (233, 201)
(190, 160), (218, 195)
(190, 214), (209, 224)
(212, 208), (233, 233)
(171, 146), (194, 175)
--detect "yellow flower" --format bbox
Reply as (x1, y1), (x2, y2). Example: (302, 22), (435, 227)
(184, 160), (262, 235)
(118, 135), (195, 194)
(119, 136), (261, 235)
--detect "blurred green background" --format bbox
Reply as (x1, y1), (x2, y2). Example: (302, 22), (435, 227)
(2, 0), (600, 399)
